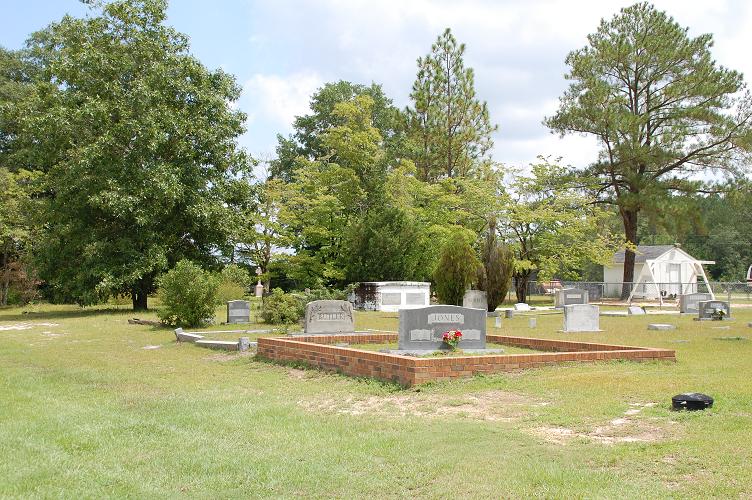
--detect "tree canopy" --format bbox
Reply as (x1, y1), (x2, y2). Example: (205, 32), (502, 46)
(546, 2), (752, 296)
(17, 0), (250, 309)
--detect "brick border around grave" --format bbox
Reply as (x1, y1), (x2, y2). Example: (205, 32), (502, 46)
(256, 333), (675, 387)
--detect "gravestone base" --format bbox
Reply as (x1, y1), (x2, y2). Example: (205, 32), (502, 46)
(693, 317), (734, 322)
(601, 310), (628, 317)
(384, 348), (505, 357)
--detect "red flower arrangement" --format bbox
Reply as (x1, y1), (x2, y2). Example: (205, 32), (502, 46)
(442, 329), (462, 350)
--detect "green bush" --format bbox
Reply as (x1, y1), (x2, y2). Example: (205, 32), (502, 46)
(221, 264), (253, 289)
(260, 288), (303, 325)
(433, 233), (482, 305)
(157, 260), (220, 327)
(216, 281), (247, 304)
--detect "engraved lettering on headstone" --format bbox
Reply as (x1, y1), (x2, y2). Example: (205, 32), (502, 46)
(409, 329), (432, 341)
(427, 313), (464, 325)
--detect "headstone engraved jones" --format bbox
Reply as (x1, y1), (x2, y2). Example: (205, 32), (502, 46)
(398, 305), (486, 350)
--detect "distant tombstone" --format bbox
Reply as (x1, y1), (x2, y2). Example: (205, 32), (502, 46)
(254, 283), (264, 298)
(697, 300), (731, 321)
(555, 288), (589, 308)
(505, 310), (515, 319)
(562, 304), (601, 332)
(679, 293), (713, 314)
(304, 300), (355, 334)
(462, 290), (487, 310)
(529, 317), (537, 328)
(227, 300), (250, 324)
(514, 303), (531, 311)
(495, 315), (502, 328)
(238, 337), (251, 351)
(628, 306), (646, 315)
(648, 323), (676, 331)
(398, 305), (486, 351)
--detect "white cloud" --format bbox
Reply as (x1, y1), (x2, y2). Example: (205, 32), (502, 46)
(239, 0), (752, 167)
(243, 71), (325, 130)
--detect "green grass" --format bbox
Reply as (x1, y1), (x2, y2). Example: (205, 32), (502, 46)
(1, 302), (751, 497)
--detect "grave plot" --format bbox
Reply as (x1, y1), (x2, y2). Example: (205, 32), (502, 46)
(257, 332), (675, 387)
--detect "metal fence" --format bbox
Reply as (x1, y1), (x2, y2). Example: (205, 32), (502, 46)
(510, 281), (752, 306)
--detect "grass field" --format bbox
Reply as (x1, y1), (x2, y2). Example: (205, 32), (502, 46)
(1, 301), (751, 497)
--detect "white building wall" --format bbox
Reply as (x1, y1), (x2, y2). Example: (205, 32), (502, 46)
(373, 282), (431, 312)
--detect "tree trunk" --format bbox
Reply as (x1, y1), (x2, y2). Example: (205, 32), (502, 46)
(131, 278), (150, 311)
(620, 208), (639, 300)
(514, 274), (529, 303)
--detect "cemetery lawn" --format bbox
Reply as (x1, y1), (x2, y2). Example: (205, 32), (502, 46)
(1, 303), (751, 498)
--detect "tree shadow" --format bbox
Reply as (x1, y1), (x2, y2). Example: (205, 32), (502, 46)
(0, 306), (143, 323)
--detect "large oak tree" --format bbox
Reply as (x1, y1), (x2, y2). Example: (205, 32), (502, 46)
(20, 0), (249, 309)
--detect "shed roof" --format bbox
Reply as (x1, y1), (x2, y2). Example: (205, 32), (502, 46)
(612, 245), (678, 264)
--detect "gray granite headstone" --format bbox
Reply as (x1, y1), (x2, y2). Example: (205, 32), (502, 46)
(697, 300), (731, 320)
(627, 306), (646, 315)
(555, 288), (589, 308)
(227, 300), (251, 324)
(398, 305), (486, 350)
(462, 290), (487, 311)
(304, 300), (355, 334)
(679, 293), (713, 314)
(563, 304), (601, 332)
(495, 315), (502, 328)
(529, 317), (537, 328)
(238, 337), (251, 351)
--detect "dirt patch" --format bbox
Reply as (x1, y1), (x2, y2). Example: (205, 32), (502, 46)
(299, 390), (549, 422)
(532, 402), (672, 445)
(203, 351), (254, 362)
(0, 322), (60, 331)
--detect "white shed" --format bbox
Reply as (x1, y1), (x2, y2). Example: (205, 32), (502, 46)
(352, 281), (431, 312)
(603, 245), (714, 303)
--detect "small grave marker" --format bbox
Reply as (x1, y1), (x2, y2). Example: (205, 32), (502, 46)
(462, 290), (487, 310)
(227, 300), (251, 324)
(562, 304), (601, 332)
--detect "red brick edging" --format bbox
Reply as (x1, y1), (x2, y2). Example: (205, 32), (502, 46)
(256, 333), (675, 387)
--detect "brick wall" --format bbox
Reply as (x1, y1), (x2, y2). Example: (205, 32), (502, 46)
(257, 333), (676, 387)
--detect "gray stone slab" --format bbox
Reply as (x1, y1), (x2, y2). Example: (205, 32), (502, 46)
(698, 300), (731, 320)
(505, 310), (514, 319)
(227, 300), (251, 324)
(563, 304), (601, 332)
(398, 305), (486, 350)
(462, 290), (487, 311)
(628, 306), (646, 315)
(385, 348), (504, 356)
(514, 303), (531, 311)
(529, 317), (537, 328)
(174, 328), (204, 343)
(238, 337), (251, 352)
(554, 288), (589, 308)
(195, 340), (240, 351)
(304, 300), (355, 334)
(680, 293), (713, 314)
(494, 316), (502, 328)
(648, 323), (676, 331)
(601, 310), (628, 317)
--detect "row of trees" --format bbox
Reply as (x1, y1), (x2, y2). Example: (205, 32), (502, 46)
(1, 0), (750, 310)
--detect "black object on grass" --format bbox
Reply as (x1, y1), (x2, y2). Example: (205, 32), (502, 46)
(672, 393), (713, 411)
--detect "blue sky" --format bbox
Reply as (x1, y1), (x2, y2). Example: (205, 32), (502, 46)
(3, 1), (751, 172)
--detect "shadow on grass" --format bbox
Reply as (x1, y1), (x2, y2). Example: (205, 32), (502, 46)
(0, 305), (144, 323)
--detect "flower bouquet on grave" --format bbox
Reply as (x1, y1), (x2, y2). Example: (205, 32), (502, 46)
(442, 329), (462, 351)
(711, 308), (726, 321)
